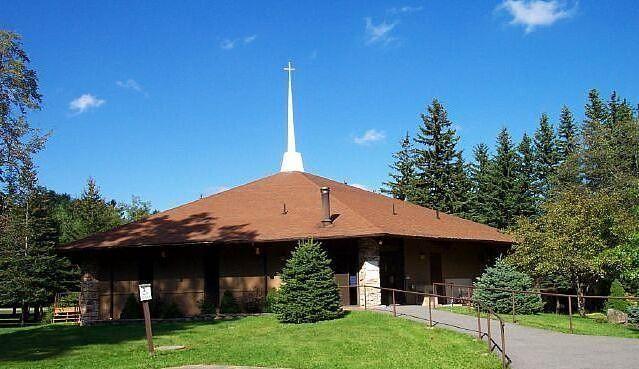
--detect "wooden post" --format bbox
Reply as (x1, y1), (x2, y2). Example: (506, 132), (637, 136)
(500, 321), (507, 369)
(142, 301), (154, 355)
(476, 305), (482, 340)
(428, 295), (433, 327)
(486, 311), (492, 352)
(364, 286), (367, 310)
(392, 290), (397, 317)
(568, 295), (573, 334)
(511, 291), (516, 323)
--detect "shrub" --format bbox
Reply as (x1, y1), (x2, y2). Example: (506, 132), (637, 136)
(605, 280), (629, 312)
(120, 294), (142, 319)
(264, 288), (280, 313)
(41, 305), (54, 324)
(198, 298), (217, 315)
(627, 306), (639, 324)
(274, 238), (343, 323)
(220, 290), (241, 314)
(473, 258), (544, 315)
(159, 301), (183, 319)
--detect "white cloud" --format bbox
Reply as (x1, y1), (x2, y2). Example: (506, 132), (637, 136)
(220, 34), (258, 50)
(364, 17), (398, 46)
(388, 5), (423, 14)
(498, 0), (575, 33)
(116, 79), (143, 92)
(69, 94), (105, 114)
(354, 129), (386, 145)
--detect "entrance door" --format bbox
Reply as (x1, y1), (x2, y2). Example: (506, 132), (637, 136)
(380, 239), (405, 305)
(430, 252), (444, 303)
(204, 249), (219, 307)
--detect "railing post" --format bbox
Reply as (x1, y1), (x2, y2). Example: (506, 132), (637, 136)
(476, 305), (482, 340)
(486, 311), (492, 352)
(428, 295), (433, 327)
(364, 286), (367, 310)
(392, 289), (397, 317)
(568, 295), (573, 334)
(511, 291), (516, 323)
(500, 321), (507, 369)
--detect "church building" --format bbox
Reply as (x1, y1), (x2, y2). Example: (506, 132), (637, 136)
(60, 62), (512, 322)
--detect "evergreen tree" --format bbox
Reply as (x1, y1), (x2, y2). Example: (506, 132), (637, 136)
(468, 143), (494, 224)
(515, 134), (537, 218)
(274, 238), (342, 323)
(488, 128), (519, 229)
(413, 99), (465, 214)
(533, 113), (559, 200)
(381, 133), (417, 201)
(582, 89), (610, 188)
(58, 178), (123, 244)
(450, 151), (471, 217)
(555, 106), (581, 187)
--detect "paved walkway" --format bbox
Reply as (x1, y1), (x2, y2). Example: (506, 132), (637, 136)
(375, 305), (639, 369)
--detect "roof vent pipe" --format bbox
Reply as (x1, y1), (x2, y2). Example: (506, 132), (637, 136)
(320, 187), (332, 225)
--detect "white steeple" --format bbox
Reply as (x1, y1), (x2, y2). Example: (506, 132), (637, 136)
(280, 60), (305, 172)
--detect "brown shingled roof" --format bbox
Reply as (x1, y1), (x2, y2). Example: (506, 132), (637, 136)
(59, 171), (513, 250)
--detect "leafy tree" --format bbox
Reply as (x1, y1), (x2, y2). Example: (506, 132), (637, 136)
(472, 258), (544, 315)
(533, 113), (559, 200)
(468, 143), (494, 224)
(413, 99), (466, 214)
(381, 133), (417, 201)
(488, 128), (519, 229)
(121, 195), (155, 222)
(274, 238), (342, 323)
(509, 187), (639, 315)
(515, 134), (537, 218)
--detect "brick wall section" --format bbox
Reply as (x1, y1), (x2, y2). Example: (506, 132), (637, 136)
(358, 238), (381, 306)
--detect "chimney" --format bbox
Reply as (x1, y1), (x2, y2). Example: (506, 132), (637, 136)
(320, 187), (332, 225)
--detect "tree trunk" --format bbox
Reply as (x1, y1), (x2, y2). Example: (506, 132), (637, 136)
(20, 302), (30, 324)
(33, 304), (41, 321)
(576, 282), (586, 317)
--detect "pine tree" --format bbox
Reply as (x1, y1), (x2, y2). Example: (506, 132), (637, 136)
(381, 133), (417, 201)
(413, 99), (465, 214)
(533, 113), (559, 201)
(274, 238), (342, 323)
(515, 134), (537, 218)
(488, 128), (519, 229)
(582, 89), (610, 188)
(58, 178), (124, 243)
(450, 151), (471, 217)
(468, 143), (494, 224)
(555, 106), (581, 188)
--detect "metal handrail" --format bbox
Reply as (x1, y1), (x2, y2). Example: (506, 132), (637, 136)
(343, 284), (510, 368)
(432, 282), (639, 300)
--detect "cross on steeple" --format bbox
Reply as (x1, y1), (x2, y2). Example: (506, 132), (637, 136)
(280, 60), (304, 172)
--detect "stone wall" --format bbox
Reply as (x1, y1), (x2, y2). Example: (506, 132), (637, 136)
(358, 238), (381, 306)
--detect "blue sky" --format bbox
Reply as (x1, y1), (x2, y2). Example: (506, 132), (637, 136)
(2, 1), (638, 211)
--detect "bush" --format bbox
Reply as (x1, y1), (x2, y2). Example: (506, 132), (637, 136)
(41, 305), (54, 324)
(473, 258), (544, 315)
(627, 306), (639, 324)
(605, 280), (629, 312)
(198, 298), (217, 315)
(120, 294), (142, 319)
(274, 238), (343, 323)
(264, 288), (279, 313)
(220, 290), (240, 314)
(159, 301), (183, 319)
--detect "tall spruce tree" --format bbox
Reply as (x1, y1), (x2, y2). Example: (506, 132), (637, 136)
(468, 143), (494, 224)
(582, 89), (610, 188)
(515, 134), (537, 218)
(450, 151), (471, 217)
(533, 113), (559, 200)
(413, 99), (465, 214)
(381, 133), (417, 201)
(556, 106), (581, 187)
(488, 128), (519, 229)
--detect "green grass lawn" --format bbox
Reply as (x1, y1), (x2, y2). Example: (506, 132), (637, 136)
(0, 311), (501, 369)
(437, 305), (639, 338)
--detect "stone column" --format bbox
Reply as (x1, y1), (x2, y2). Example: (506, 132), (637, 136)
(358, 238), (381, 306)
(79, 262), (100, 325)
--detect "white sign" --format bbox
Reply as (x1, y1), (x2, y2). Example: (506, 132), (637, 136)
(139, 283), (152, 301)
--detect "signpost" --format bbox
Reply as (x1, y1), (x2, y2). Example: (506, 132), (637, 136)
(138, 283), (154, 355)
